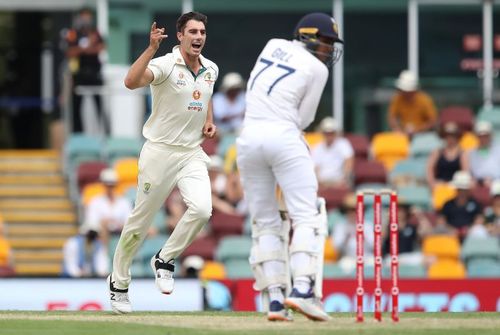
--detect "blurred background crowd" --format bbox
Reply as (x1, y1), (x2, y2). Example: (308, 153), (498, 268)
(0, 1), (499, 293)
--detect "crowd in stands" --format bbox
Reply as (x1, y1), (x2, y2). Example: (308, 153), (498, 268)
(2, 70), (499, 282)
(57, 69), (500, 280)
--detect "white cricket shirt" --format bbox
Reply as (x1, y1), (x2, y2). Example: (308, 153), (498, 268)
(244, 39), (329, 130)
(312, 138), (354, 183)
(145, 46), (219, 148)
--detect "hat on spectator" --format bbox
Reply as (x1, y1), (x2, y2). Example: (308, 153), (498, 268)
(395, 70), (418, 92)
(451, 170), (472, 190)
(474, 120), (492, 135)
(100, 168), (118, 185)
(182, 255), (205, 271)
(490, 180), (500, 197)
(220, 72), (245, 92)
(208, 155), (224, 172)
(440, 122), (461, 137)
(318, 117), (339, 133)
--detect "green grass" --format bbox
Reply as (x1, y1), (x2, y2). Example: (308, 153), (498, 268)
(0, 311), (499, 335)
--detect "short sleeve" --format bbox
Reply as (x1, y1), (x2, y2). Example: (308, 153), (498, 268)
(148, 55), (173, 86)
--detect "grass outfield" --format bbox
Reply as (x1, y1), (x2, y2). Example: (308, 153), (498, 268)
(0, 311), (499, 335)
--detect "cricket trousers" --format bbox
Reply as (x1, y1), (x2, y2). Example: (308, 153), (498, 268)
(236, 124), (320, 284)
(112, 140), (212, 289)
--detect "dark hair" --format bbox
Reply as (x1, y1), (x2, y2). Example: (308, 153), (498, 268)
(176, 11), (207, 33)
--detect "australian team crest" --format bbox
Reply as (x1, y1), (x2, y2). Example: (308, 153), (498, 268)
(204, 72), (215, 86)
(143, 182), (151, 194)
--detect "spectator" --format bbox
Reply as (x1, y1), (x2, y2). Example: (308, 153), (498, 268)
(312, 117), (354, 188)
(181, 255), (205, 278)
(465, 120), (500, 187)
(387, 70), (437, 136)
(212, 72), (246, 134)
(437, 171), (483, 241)
(62, 225), (109, 278)
(332, 194), (374, 271)
(426, 122), (467, 189)
(0, 215), (14, 276)
(209, 155), (246, 215)
(382, 198), (431, 266)
(85, 169), (132, 244)
(483, 179), (500, 238)
(61, 7), (107, 134)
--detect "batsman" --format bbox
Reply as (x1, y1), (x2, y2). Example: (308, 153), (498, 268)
(236, 12), (344, 321)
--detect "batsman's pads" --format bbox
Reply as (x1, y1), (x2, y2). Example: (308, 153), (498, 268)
(249, 218), (292, 312)
(289, 197), (328, 298)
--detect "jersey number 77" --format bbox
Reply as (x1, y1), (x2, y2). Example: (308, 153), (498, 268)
(249, 57), (296, 95)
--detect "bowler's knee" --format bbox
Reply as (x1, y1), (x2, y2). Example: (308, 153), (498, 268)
(188, 202), (212, 222)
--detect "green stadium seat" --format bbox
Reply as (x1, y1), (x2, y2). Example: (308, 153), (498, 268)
(216, 133), (237, 159)
(327, 209), (344, 235)
(64, 134), (102, 171)
(224, 259), (253, 279)
(461, 236), (500, 263)
(410, 132), (442, 158)
(389, 157), (428, 185)
(105, 137), (143, 163)
(323, 263), (354, 278)
(396, 185), (432, 210)
(466, 258), (500, 278)
(383, 263), (427, 278)
(215, 235), (252, 263)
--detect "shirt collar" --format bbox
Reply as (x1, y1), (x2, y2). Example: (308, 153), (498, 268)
(172, 45), (208, 67)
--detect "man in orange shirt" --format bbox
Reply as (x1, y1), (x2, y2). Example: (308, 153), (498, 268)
(388, 70), (437, 136)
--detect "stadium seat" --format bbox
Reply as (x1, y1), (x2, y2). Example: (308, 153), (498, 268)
(114, 158), (139, 191)
(81, 182), (106, 206)
(182, 235), (217, 260)
(477, 105), (500, 132)
(410, 132), (442, 158)
(105, 137), (143, 163)
(199, 261), (226, 280)
(371, 132), (410, 170)
(383, 263), (427, 278)
(439, 106), (475, 131)
(389, 157), (427, 186)
(396, 185), (432, 210)
(466, 258), (500, 278)
(344, 133), (370, 159)
(210, 210), (245, 240)
(318, 185), (350, 210)
(432, 183), (457, 210)
(470, 184), (492, 208)
(324, 237), (337, 263)
(422, 235), (461, 260)
(427, 259), (466, 279)
(459, 131), (479, 151)
(323, 263), (353, 278)
(215, 235), (252, 263)
(303, 132), (324, 149)
(77, 161), (108, 192)
(136, 234), (169, 263)
(201, 137), (219, 156)
(216, 133), (237, 159)
(353, 160), (387, 185)
(64, 134), (102, 171)
(461, 236), (500, 264)
(224, 259), (253, 279)
(327, 209), (344, 235)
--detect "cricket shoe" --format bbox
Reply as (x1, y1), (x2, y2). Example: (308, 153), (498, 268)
(284, 288), (331, 321)
(150, 252), (175, 294)
(267, 300), (293, 322)
(107, 275), (132, 314)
